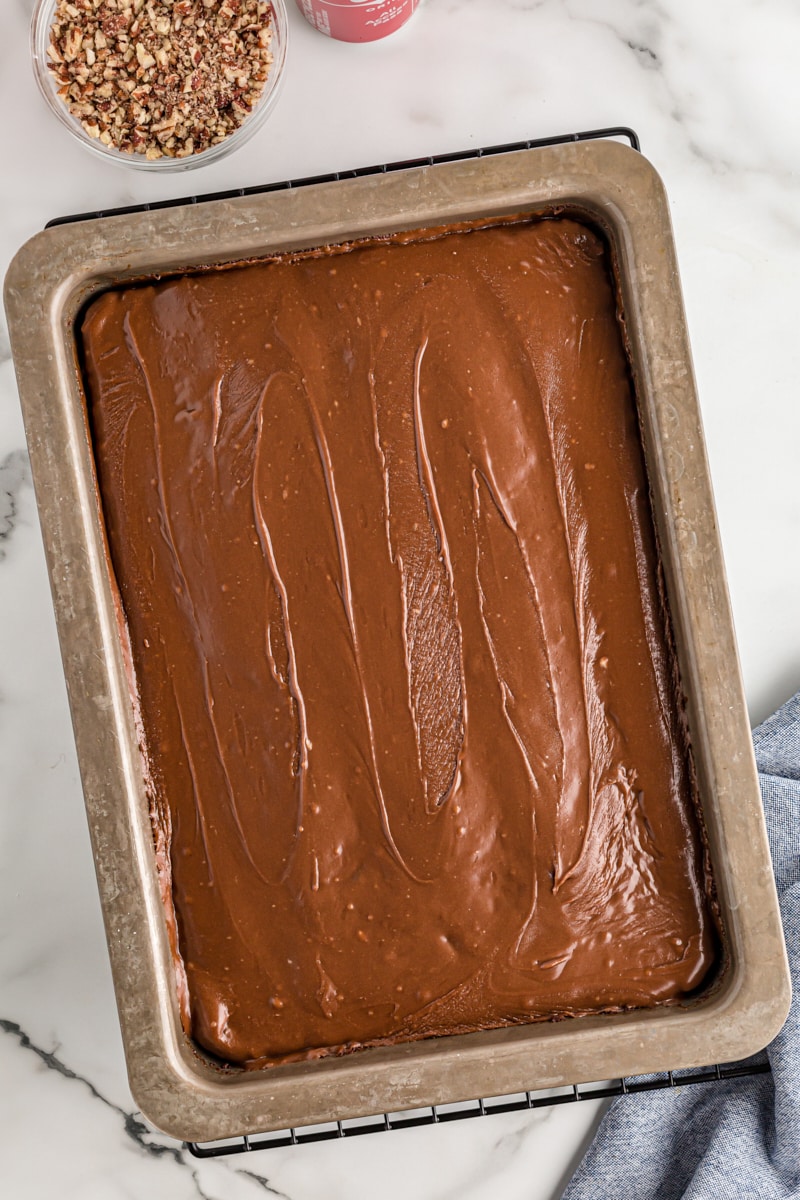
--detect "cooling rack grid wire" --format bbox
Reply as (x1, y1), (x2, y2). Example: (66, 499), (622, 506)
(185, 1060), (771, 1157)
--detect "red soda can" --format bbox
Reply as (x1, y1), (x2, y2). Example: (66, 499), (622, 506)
(294, 0), (420, 43)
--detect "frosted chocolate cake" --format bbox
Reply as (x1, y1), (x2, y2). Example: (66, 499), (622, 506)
(81, 214), (717, 1067)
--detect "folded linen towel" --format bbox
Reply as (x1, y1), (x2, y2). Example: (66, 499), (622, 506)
(563, 691), (800, 1200)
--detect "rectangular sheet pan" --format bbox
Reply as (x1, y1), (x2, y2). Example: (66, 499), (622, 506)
(4, 139), (790, 1142)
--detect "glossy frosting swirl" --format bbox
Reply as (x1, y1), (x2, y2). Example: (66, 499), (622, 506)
(82, 215), (717, 1066)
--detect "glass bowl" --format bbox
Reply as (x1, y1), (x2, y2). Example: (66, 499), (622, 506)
(31, 0), (288, 172)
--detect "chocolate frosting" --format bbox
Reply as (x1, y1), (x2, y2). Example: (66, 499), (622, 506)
(81, 215), (717, 1067)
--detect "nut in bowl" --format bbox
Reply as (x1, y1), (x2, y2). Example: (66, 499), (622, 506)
(31, 0), (288, 170)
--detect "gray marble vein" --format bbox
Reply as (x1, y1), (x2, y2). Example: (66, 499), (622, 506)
(543, 0), (800, 190)
(625, 40), (659, 68)
(0, 1018), (291, 1199)
(0, 1017), (185, 1164)
(0, 449), (31, 562)
(236, 1170), (293, 1198)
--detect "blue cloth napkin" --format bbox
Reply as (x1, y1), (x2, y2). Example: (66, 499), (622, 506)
(563, 691), (800, 1200)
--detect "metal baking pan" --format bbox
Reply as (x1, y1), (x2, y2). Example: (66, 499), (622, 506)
(4, 139), (790, 1143)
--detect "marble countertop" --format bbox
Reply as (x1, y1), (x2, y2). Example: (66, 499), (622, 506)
(1, 1), (798, 1196)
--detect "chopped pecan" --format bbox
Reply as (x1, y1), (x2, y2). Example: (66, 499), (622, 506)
(47, 0), (274, 159)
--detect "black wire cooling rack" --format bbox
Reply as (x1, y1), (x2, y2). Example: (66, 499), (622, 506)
(46, 124), (639, 228)
(47, 123), (770, 1161)
(186, 1060), (771, 1157)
